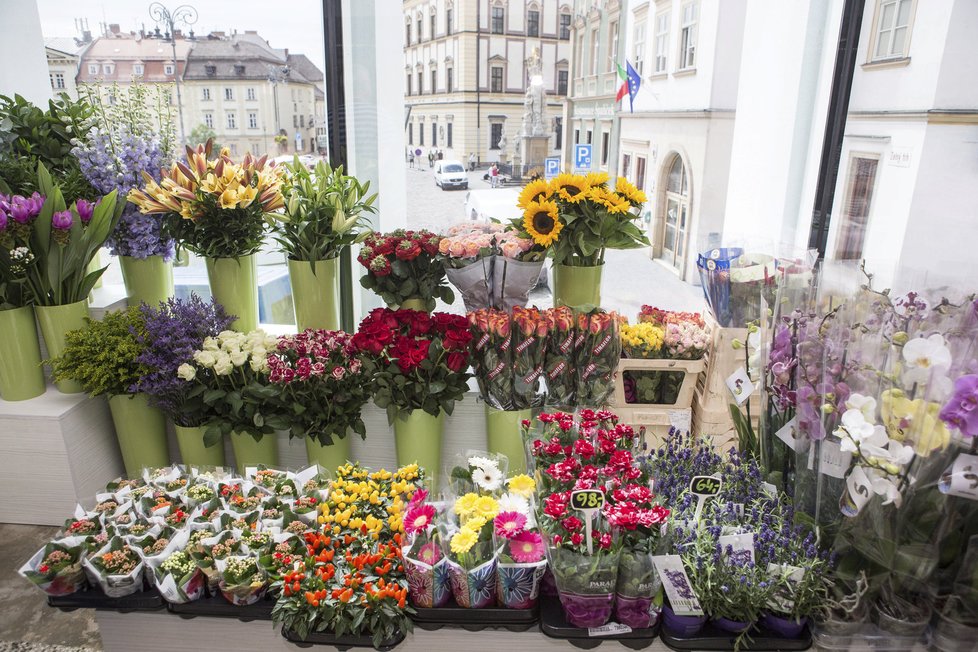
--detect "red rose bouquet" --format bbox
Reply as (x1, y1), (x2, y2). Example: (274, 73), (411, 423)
(268, 329), (371, 448)
(353, 308), (472, 424)
(357, 229), (453, 311)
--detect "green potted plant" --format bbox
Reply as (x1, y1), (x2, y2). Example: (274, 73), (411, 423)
(50, 307), (169, 475)
(274, 159), (375, 330)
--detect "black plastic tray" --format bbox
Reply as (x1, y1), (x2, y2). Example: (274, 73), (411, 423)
(539, 596), (660, 650)
(47, 586), (165, 612)
(282, 626), (405, 651)
(167, 593), (275, 621)
(660, 623), (812, 651)
(410, 596), (538, 632)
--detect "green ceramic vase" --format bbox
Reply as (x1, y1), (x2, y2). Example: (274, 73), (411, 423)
(108, 393), (170, 477)
(120, 255), (174, 308)
(175, 424), (226, 467)
(288, 258), (341, 331)
(35, 300), (89, 394)
(553, 262), (603, 309)
(304, 434), (353, 472)
(485, 406), (532, 475)
(229, 430), (279, 474)
(206, 255), (258, 332)
(0, 306), (46, 401)
(393, 410), (445, 484)
(400, 297), (429, 312)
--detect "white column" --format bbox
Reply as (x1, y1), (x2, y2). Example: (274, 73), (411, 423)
(0, 0), (53, 106)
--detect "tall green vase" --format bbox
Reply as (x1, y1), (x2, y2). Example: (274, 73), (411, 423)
(393, 410), (445, 485)
(304, 435), (352, 472)
(108, 394), (170, 477)
(120, 255), (174, 308)
(485, 406), (532, 475)
(35, 300), (89, 394)
(0, 306), (46, 401)
(206, 255), (258, 332)
(553, 263), (603, 309)
(400, 297), (429, 312)
(229, 430), (279, 474)
(288, 258), (341, 331)
(175, 424), (226, 467)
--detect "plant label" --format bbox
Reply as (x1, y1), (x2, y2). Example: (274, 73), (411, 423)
(775, 417), (808, 453)
(669, 409), (692, 432)
(817, 440), (851, 479)
(762, 482), (777, 498)
(690, 475), (722, 523)
(653, 554), (704, 616)
(939, 453), (978, 501)
(725, 367), (755, 405)
(766, 563), (804, 612)
(588, 622), (633, 637)
(570, 489), (606, 555)
(840, 465), (873, 517)
(718, 532), (755, 564)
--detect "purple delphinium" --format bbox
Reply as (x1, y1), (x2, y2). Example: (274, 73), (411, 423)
(131, 294), (234, 424)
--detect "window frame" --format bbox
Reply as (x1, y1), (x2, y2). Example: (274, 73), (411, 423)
(407, 72), (412, 95)
(677, 1), (698, 71)
(246, 87), (256, 101)
(133, 64), (144, 76)
(203, 112), (214, 129)
(489, 122), (504, 150)
(575, 32), (585, 79)
(446, 67), (454, 93)
(446, 7), (453, 35)
(417, 70), (423, 94)
(87, 63), (98, 75)
(430, 11), (436, 40)
(590, 26), (600, 76)
(103, 63), (114, 75)
(490, 65), (504, 93)
(248, 112), (258, 129)
(609, 20), (619, 73)
(654, 11), (670, 74)
(491, 6), (505, 34)
(447, 122), (453, 147)
(554, 116), (562, 150)
(527, 8), (540, 37)
(633, 19), (647, 76)
(163, 63), (174, 76)
(50, 72), (65, 89)
(226, 111), (236, 130)
(408, 122), (413, 145)
(224, 87), (234, 101)
(601, 131), (610, 166)
(868, 0), (916, 62)
(202, 87), (211, 101)
(431, 121), (437, 146)
(559, 13), (571, 40)
(431, 68), (437, 94)
(557, 69), (568, 95)
(832, 153), (881, 261)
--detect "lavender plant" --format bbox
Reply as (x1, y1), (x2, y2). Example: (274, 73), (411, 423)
(132, 295), (233, 425)
(72, 83), (175, 259)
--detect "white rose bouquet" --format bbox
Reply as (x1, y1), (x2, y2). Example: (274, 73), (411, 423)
(178, 329), (288, 448)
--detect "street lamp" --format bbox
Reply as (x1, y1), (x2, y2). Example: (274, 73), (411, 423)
(267, 65), (291, 154)
(148, 2), (197, 145)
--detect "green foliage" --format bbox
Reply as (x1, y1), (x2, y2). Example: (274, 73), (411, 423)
(0, 93), (96, 201)
(274, 158), (376, 262)
(188, 123), (221, 154)
(50, 307), (148, 397)
(165, 204), (270, 259)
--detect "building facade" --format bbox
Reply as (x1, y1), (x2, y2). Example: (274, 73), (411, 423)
(563, 0), (626, 177)
(403, 0), (572, 165)
(44, 37), (89, 98)
(618, 0), (746, 281)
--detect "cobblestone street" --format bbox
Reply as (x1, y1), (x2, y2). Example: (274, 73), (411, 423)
(403, 163), (707, 319)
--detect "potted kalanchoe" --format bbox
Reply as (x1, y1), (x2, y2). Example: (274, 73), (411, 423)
(19, 539), (88, 596)
(220, 555), (267, 606)
(151, 548), (205, 604)
(83, 536), (144, 598)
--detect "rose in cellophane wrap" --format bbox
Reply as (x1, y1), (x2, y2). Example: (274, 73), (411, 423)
(402, 490), (451, 608)
(468, 309), (514, 409)
(544, 307), (577, 408)
(575, 310), (621, 407)
(19, 537), (88, 596)
(511, 307), (548, 409)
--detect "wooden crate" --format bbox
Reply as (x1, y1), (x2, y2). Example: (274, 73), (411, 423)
(693, 324), (763, 439)
(614, 406), (693, 451)
(611, 357), (706, 409)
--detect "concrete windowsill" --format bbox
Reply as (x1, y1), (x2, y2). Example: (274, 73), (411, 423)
(861, 57), (911, 70)
(672, 68), (697, 78)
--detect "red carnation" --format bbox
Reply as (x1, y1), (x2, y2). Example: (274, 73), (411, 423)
(395, 239), (422, 260)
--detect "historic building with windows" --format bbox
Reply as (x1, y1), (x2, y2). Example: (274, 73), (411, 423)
(403, 0), (572, 165)
(44, 37), (90, 99)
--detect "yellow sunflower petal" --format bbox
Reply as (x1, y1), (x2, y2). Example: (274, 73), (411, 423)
(551, 172), (590, 204)
(522, 199), (563, 247)
(517, 178), (552, 209)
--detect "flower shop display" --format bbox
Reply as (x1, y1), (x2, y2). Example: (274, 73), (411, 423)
(19, 538), (87, 596)
(1, 165), (122, 392)
(128, 140), (286, 331)
(439, 222), (543, 312)
(353, 308), (472, 480)
(50, 307), (169, 474)
(444, 491), (500, 609)
(73, 83), (176, 306)
(275, 159), (376, 330)
(267, 329), (371, 469)
(402, 490), (452, 610)
(357, 229), (452, 312)
(179, 329), (284, 472)
(133, 295), (234, 466)
(510, 173), (649, 309)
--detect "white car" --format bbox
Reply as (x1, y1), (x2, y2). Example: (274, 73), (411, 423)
(434, 160), (469, 190)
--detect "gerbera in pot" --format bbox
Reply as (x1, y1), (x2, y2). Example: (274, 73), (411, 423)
(444, 493), (500, 608)
(402, 489), (451, 608)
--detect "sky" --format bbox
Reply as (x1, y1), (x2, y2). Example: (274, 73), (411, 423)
(36, 0), (327, 72)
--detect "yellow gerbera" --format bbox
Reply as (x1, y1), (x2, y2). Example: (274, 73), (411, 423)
(450, 528), (478, 555)
(522, 199), (563, 247)
(551, 172), (590, 203)
(474, 495), (499, 519)
(585, 171), (610, 187)
(615, 177), (648, 205)
(517, 178), (552, 208)
(462, 515), (488, 531)
(506, 474), (536, 497)
(454, 493), (479, 517)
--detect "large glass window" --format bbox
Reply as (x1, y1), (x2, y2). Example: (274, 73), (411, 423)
(679, 2), (697, 70)
(872, 0), (914, 60)
(654, 12), (670, 73)
(660, 155), (689, 270)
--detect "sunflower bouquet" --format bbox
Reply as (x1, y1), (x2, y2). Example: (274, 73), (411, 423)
(127, 139), (285, 258)
(513, 172), (650, 266)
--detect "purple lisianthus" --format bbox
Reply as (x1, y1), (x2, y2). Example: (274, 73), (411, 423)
(51, 210), (73, 230)
(940, 374), (978, 437)
(131, 294), (234, 423)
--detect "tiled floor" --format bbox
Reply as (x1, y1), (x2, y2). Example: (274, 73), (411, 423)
(0, 524), (101, 650)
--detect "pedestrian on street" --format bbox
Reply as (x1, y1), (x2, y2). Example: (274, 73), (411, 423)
(428, 150), (434, 168)
(468, 152), (476, 171)
(437, 149), (444, 160)
(408, 151), (415, 168)
(489, 163), (499, 188)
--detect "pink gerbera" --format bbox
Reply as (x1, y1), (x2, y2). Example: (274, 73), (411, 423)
(407, 488), (429, 509)
(510, 531), (545, 563)
(403, 504), (436, 536)
(493, 511), (527, 539)
(418, 541), (442, 565)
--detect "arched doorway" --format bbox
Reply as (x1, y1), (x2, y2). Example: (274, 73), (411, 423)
(658, 154), (690, 271)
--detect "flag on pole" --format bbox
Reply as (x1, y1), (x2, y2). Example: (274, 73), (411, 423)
(626, 60), (641, 113)
(615, 63), (629, 103)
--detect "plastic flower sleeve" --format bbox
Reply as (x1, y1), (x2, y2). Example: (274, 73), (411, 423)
(219, 555), (268, 606)
(544, 307), (578, 408)
(510, 307), (548, 409)
(446, 549), (499, 609)
(403, 524), (452, 609)
(146, 530), (205, 604)
(492, 256), (544, 310)
(614, 548), (662, 628)
(19, 536), (88, 596)
(574, 310), (621, 407)
(448, 450), (510, 497)
(446, 259), (493, 312)
(546, 538), (621, 627)
(468, 309), (515, 409)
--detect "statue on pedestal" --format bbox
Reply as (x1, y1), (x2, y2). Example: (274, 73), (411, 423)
(523, 48), (546, 137)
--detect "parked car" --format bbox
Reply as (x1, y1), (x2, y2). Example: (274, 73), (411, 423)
(434, 160), (469, 190)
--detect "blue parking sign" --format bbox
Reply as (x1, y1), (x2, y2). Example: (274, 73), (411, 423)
(544, 157), (560, 180)
(573, 144), (592, 172)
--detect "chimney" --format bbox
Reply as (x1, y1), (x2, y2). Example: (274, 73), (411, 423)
(109, 23), (120, 35)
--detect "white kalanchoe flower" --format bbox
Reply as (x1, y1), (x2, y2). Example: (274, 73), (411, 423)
(177, 363), (196, 381)
(472, 464), (503, 491)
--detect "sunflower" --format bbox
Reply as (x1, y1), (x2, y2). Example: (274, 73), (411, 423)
(522, 199), (563, 247)
(517, 178), (552, 208)
(551, 172), (590, 204)
(585, 171), (610, 188)
(615, 177), (648, 205)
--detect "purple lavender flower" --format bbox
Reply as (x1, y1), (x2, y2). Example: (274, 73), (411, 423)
(51, 210), (73, 230)
(75, 199), (95, 225)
